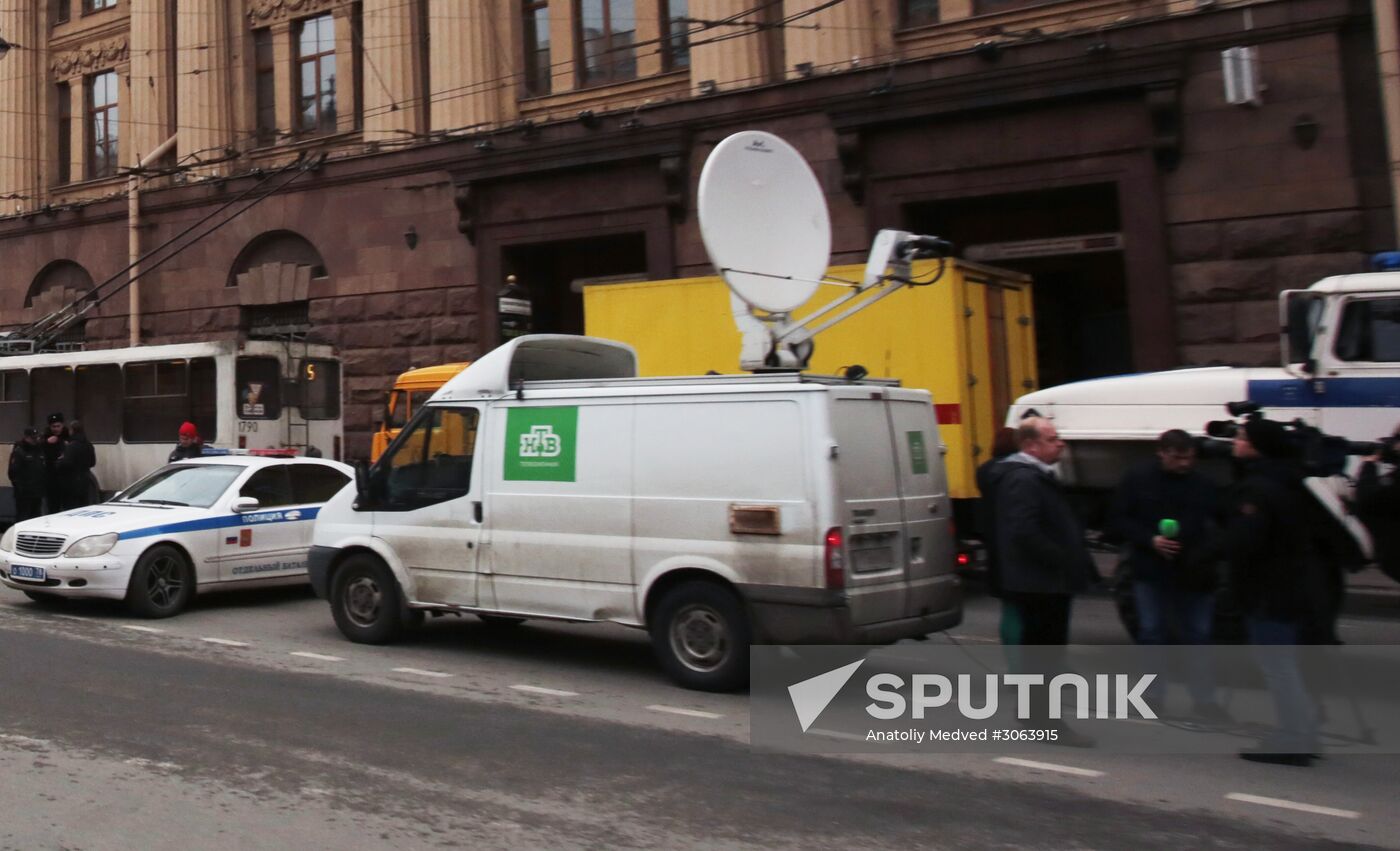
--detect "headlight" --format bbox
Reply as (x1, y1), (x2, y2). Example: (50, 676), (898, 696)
(64, 533), (119, 558)
(0, 527), (14, 553)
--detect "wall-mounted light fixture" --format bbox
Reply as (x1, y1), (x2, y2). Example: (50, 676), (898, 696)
(1292, 114), (1320, 149)
(403, 225), (418, 250)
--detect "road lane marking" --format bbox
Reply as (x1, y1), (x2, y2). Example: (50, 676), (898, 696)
(291, 651), (345, 662)
(646, 705), (723, 719)
(120, 625), (165, 634)
(0, 734), (50, 746)
(125, 757), (181, 770)
(1225, 793), (1360, 819)
(511, 685), (579, 697)
(392, 667), (453, 678)
(993, 757), (1105, 778)
(200, 637), (249, 647)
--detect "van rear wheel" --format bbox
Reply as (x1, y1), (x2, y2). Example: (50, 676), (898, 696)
(650, 581), (751, 692)
(331, 554), (408, 645)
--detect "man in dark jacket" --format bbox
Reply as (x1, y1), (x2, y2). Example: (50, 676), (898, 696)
(995, 417), (1098, 645)
(8, 427), (46, 521)
(976, 427), (1019, 645)
(1110, 429), (1224, 717)
(1197, 418), (1322, 765)
(56, 420), (98, 509)
(41, 412), (68, 514)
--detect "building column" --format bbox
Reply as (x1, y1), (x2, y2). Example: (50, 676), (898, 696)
(689, 0), (767, 91)
(784, 0), (879, 78)
(272, 22), (295, 139)
(176, 0), (232, 174)
(0, 5), (42, 209)
(429, 0), (513, 131)
(127, 0), (175, 164)
(362, 0), (425, 141)
(332, 6), (361, 134)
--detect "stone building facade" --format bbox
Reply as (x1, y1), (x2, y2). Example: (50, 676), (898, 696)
(0, 0), (1392, 456)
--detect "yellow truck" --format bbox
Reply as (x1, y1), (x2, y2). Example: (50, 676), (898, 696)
(371, 362), (471, 462)
(583, 258), (1037, 531)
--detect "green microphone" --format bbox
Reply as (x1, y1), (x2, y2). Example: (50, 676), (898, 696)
(1158, 518), (1180, 539)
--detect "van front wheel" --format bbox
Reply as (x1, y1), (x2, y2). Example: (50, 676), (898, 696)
(650, 581), (751, 692)
(331, 554), (407, 645)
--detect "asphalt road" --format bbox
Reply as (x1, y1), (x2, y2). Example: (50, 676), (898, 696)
(1, 580), (1397, 850)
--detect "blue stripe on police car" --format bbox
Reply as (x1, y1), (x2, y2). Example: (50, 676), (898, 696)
(117, 507), (320, 541)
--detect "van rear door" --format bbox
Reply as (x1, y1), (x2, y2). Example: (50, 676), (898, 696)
(886, 396), (956, 620)
(830, 391), (908, 626)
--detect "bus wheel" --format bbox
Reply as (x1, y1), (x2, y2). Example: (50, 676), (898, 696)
(649, 581), (750, 692)
(127, 545), (194, 618)
(331, 554), (407, 644)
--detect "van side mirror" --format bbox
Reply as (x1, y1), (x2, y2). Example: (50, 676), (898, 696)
(231, 496), (260, 513)
(354, 460), (370, 499)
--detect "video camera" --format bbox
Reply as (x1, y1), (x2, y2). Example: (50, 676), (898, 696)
(1201, 401), (1389, 476)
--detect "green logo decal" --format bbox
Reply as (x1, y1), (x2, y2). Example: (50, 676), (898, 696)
(504, 407), (578, 482)
(907, 431), (929, 475)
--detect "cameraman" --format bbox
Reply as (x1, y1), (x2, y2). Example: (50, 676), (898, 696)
(1195, 418), (1322, 764)
(1355, 423), (1400, 576)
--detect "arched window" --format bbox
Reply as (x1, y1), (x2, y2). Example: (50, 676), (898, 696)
(229, 231), (327, 334)
(25, 260), (95, 346)
(228, 230), (328, 289)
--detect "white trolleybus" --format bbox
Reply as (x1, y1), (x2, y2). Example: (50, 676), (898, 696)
(0, 339), (343, 522)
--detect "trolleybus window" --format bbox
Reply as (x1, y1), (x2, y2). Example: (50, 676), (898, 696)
(76, 364), (121, 443)
(31, 367), (75, 428)
(190, 357), (217, 438)
(237, 357), (282, 420)
(0, 370), (29, 438)
(124, 360), (189, 443)
(301, 358), (340, 419)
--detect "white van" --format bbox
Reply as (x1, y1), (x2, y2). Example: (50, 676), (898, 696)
(309, 336), (961, 690)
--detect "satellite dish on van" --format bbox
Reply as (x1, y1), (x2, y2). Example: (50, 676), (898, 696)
(697, 131), (830, 314)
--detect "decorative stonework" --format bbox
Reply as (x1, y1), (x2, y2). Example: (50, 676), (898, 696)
(49, 38), (129, 79)
(248, 0), (342, 25)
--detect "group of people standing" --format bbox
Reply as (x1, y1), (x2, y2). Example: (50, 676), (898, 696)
(7, 412), (98, 522)
(977, 415), (1382, 766)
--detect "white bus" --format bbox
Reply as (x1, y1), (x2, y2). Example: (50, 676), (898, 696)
(0, 340), (343, 521)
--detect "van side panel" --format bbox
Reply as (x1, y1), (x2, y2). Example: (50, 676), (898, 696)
(887, 396), (959, 623)
(632, 397), (818, 596)
(481, 400), (636, 622)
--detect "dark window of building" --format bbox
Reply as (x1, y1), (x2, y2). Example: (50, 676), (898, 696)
(1335, 298), (1400, 362)
(240, 466), (295, 508)
(300, 358), (340, 420)
(76, 364), (121, 443)
(972, 0), (1046, 14)
(237, 357), (283, 420)
(577, 0), (637, 86)
(295, 13), (338, 135)
(0, 371), (30, 439)
(86, 70), (118, 179)
(51, 0), (70, 26)
(254, 28), (277, 146)
(83, 0), (116, 12)
(56, 82), (71, 184)
(523, 0), (552, 96)
(288, 463), (350, 503)
(662, 0), (689, 70)
(901, 0), (938, 26)
(124, 360), (190, 443)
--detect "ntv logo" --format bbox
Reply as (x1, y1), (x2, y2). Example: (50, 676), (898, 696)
(519, 424), (563, 458)
(787, 660), (1158, 732)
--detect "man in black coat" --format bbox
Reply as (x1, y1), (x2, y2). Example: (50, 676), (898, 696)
(995, 417), (1098, 646)
(8, 427), (46, 521)
(56, 420), (98, 510)
(40, 412), (68, 514)
(1196, 418), (1323, 765)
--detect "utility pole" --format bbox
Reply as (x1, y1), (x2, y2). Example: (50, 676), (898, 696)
(128, 134), (179, 347)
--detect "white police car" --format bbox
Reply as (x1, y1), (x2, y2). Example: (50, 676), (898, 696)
(0, 455), (353, 617)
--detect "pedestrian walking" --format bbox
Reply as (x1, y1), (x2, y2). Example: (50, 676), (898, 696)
(8, 427), (46, 521)
(169, 421), (204, 463)
(56, 420), (98, 509)
(1196, 418), (1323, 765)
(41, 412), (69, 514)
(975, 426), (1019, 642)
(995, 417), (1099, 746)
(1109, 429), (1225, 718)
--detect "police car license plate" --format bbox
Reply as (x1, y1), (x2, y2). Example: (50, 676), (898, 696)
(10, 564), (46, 581)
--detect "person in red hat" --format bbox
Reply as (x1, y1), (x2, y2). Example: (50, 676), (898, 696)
(168, 421), (204, 463)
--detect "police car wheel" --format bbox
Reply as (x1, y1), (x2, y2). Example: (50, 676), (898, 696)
(127, 545), (194, 619)
(331, 554), (406, 645)
(650, 581), (751, 692)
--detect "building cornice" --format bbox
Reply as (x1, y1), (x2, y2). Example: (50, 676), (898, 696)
(49, 36), (129, 79)
(247, 0), (347, 26)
